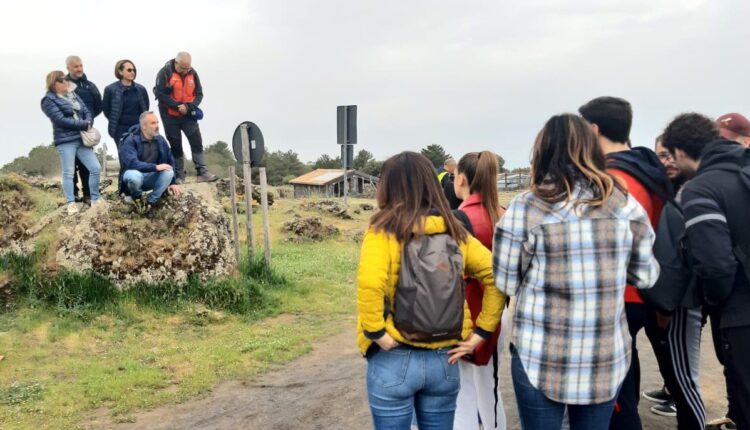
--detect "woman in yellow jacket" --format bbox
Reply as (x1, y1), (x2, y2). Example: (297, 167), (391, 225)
(357, 151), (505, 430)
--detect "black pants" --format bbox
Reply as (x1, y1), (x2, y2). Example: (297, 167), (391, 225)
(610, 303), (649, 430)
(722, 325), (750, 429)
(113, 124), (131, 196)
(73, 157), (90, 199)
(163, 115), (203, 177)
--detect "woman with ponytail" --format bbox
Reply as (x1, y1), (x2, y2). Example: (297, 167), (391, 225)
(493, 114), (659, 430)
(452, 151), (511, 430)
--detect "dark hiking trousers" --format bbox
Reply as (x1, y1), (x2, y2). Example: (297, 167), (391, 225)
(162, 115), (204, 179)
(722, 325), (750, 429)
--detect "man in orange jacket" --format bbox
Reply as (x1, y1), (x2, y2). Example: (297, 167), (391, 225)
(154, 51), (217, 183)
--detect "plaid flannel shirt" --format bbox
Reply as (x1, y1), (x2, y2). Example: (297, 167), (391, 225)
(493, 185), (658, 404)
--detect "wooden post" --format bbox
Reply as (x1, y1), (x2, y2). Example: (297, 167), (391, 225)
(228, 166), (241, 265)
(259, 168), (272, 266)
(240, 124), (254, 257)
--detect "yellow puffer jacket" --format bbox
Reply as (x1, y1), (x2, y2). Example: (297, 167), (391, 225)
(356, 215), (505, 355)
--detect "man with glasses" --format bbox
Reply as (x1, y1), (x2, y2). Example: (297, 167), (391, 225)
(65, 55), (102, 205)
(154, 51), (217, 183)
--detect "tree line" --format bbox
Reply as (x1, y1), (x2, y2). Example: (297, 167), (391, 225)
(1, 142), (507, 186)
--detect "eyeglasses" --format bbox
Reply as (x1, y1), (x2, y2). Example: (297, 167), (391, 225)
(657, 152), (674, 162)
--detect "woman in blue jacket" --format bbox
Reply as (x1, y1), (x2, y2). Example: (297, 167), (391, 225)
(41, 70), (102, 215)
(102, 59), (149, 197)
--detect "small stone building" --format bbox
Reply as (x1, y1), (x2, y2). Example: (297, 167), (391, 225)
(289, 169), (378, 198)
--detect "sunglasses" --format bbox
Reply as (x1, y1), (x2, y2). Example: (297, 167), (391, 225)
(124, 68), (136, 73)
(55, 77), (67, 83)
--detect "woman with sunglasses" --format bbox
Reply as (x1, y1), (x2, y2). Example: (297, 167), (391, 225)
(102, 59), (149, 197)
(41, 71), (102, 214)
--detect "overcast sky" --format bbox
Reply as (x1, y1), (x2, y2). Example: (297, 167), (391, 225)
(2, 0), (748, 169)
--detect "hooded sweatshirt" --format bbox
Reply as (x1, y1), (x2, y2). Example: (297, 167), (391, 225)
(607, 147), (671, 303)
(681, 140), (750, 328)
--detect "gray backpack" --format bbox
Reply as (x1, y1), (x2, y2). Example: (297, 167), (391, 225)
(390, 233), (466, 342)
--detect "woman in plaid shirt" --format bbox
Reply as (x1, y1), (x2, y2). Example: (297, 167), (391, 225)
(493, 114), (659, 430)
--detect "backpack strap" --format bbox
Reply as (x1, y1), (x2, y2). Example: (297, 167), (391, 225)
(453, 209), (475, 236)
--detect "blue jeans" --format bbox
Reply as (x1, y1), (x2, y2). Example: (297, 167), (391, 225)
(510, 344), (616, 430)
(56, 140), (101, 203)
(122, 170), (174, 204)
(367, 345), (459, 430)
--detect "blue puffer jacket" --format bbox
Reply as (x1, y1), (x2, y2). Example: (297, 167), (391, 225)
(40, 91), (92, 146)
(119, 124), (176, 184)
(102, 81), (149, 139)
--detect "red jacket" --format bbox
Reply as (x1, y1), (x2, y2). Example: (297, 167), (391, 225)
(608, 168), (664, 304)
(459, 193), (506, 365)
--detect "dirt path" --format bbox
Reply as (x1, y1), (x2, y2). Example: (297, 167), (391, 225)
(99, 320), (370, 430)
(94, 318), (728, 430)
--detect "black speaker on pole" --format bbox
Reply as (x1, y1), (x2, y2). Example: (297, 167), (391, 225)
(337, 105), (357, 144)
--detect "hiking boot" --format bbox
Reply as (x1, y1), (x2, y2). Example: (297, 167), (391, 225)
(144, 203), (158, 219)
(196, 172), (219, 183)
(83, 196), (92, 206)
(650, 399), (677, 417)
(90, 198), (106, 208)
(643, 386), (671, 403)
(174, 177), (184, 185)
(66, 202), (79, 215)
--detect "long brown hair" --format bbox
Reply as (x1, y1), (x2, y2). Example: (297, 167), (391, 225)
(530, 114), (621, 207)
(457, 151), (501, 225)
(370, 151), (467, 243)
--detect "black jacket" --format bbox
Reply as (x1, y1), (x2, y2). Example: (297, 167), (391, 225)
(437, 168), (462, 209)
(682, 140), (750, 328)
(66, 73), (102, 119)
(153, 59), (203, 116)
(102, 81), (150, 139)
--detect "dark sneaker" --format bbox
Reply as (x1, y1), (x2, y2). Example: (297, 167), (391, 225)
(643, 386), (672, 403)
(650, 400), (677, 417)
(196, 172), (219, 183)
(174, 177), (185, 185)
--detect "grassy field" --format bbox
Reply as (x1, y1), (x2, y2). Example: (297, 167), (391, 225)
(0, 194), (372, 429)
(0, 183), (522, 430)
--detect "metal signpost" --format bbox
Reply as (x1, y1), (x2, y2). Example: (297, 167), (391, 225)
(337, 105), (357, 206)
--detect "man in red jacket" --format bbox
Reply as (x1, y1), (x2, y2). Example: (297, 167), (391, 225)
(579, 97), (695, 429)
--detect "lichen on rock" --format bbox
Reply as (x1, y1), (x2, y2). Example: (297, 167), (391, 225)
(55, 189), (236, 287)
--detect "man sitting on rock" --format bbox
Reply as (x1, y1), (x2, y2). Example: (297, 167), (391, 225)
(120, 111), (181, 218)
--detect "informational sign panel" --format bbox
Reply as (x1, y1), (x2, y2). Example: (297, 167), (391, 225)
(232, 121), (265, 166)
(337, 105), (357, 144)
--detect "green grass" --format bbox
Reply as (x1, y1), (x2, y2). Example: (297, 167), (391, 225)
(0, 197), (364, 429)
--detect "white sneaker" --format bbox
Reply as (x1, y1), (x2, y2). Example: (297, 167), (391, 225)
(67, 203), (79, 215)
